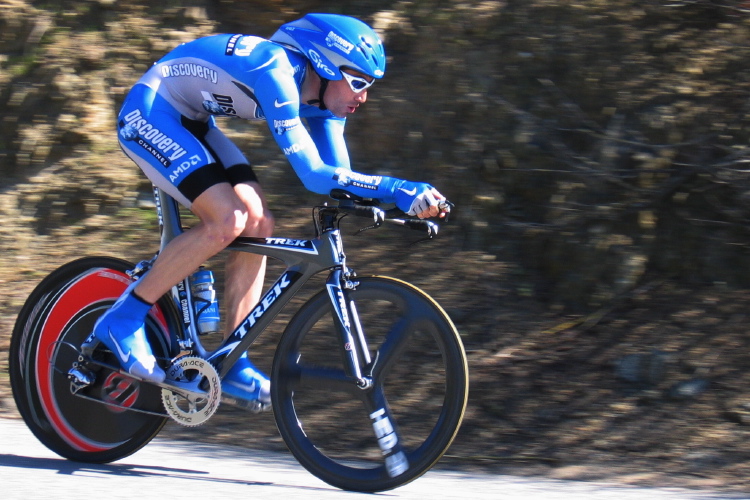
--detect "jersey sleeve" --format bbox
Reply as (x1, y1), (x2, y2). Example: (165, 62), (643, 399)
(253, 68), (402, 203)
(305, 115), (349, 169)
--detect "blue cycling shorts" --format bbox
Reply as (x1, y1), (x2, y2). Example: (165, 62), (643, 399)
(117, 84), (257, 208)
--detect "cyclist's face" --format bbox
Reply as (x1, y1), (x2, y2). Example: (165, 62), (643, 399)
(324, 69), (372, 118)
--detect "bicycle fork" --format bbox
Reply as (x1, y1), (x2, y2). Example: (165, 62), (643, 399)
(326, 270), (410, 478)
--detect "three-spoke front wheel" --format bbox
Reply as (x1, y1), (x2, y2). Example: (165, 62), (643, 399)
(272, 277), (469, 492)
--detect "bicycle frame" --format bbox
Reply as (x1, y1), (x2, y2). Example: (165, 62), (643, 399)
(152, 186), (369, 385)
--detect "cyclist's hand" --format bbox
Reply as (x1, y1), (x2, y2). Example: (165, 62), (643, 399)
(395, 181), (449, 219)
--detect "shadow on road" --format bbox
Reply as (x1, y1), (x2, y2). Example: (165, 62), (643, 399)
(0, 453), (269, 486)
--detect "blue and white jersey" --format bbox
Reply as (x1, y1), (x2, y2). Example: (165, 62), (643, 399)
(127, 34), (400, 203)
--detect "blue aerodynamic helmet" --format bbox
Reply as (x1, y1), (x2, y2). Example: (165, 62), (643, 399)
(270, 13), (386, 81)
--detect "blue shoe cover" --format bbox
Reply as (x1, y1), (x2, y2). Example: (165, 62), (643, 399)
(93, 289), (166, 384)
(222, 353), (270, 405)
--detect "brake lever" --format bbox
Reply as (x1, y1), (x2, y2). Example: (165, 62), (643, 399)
(350, 199), (452, 240)
(381, 218), (440, 245)
(438, 200), (454, 223)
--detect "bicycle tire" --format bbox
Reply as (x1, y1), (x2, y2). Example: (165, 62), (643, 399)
(9, 256), (178, 463)
(272, 276), (469, 492)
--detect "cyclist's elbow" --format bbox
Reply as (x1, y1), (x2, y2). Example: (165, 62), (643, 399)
(294, 165), (334, 196)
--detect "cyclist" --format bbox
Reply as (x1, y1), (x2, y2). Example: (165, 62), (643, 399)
(88, 13), (449, 408)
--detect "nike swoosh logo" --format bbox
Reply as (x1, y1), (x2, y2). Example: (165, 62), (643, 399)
(225, 380), (258, 392)
(109, 330), (131, 364)
(274, 99), (296, 108)
(399, 187), (417, 196)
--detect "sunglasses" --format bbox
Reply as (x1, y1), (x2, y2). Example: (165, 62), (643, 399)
(341, 71), (375, 93)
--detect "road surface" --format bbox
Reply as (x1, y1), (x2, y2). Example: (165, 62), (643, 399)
(0, 417), (743, 499)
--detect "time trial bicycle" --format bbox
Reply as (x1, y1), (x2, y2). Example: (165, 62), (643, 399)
(9, 186), (469, 492)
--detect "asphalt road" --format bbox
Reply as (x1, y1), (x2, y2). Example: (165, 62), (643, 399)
(0, 417), (744, 500)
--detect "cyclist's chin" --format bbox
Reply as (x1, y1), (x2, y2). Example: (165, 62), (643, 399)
(326, 103), (355, 119)
(331, 108), (349, 119)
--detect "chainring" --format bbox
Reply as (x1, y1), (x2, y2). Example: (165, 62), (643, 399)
(161, 356), (221, 427)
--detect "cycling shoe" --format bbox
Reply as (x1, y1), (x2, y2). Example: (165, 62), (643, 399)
(222, 353), (271, 410)
(91, 289), (166, 384)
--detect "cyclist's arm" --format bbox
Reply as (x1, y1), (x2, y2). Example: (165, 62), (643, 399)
(254, 69), (401, 200)
(284, 121), (446, 216)
(305, 115), (350, 169)
(254, 69), (439, 213)
(297, 114), (407, 199)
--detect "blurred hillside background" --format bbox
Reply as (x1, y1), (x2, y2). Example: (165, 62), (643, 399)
(4, 0), (750, 492)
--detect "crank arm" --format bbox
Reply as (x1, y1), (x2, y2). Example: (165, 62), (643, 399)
(86, 359), (211, 403)
(155, 378), (208, 403)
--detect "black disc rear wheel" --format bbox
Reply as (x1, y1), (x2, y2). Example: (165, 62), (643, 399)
(9, 256), (177, 463)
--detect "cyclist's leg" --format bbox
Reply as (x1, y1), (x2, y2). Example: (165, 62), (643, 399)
(199, 124), (276, 336)
(200, 125), (275, 407)
(224, 182), (275, 335)
(134, 182), (251, 304)
(97, 182), (249, 383)
(93, 85), (248, 383)
(220, 181), (274, 406)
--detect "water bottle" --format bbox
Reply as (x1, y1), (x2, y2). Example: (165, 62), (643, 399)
(189, 267), (220, 334)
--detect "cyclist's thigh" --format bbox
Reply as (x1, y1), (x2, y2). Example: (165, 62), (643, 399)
(201, 124), (271, 234)
(203, 124), (260, 189)
(203, 126), (249, 171)
(117, 84), (226, 209)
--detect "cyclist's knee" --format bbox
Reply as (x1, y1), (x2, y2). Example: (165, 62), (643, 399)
(257, 210), (275, 237)
(235, 182), (274, 238)
(242, 206), (274, 238)
(204, 206), (249, 245)
(193, 184), (250, 245)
